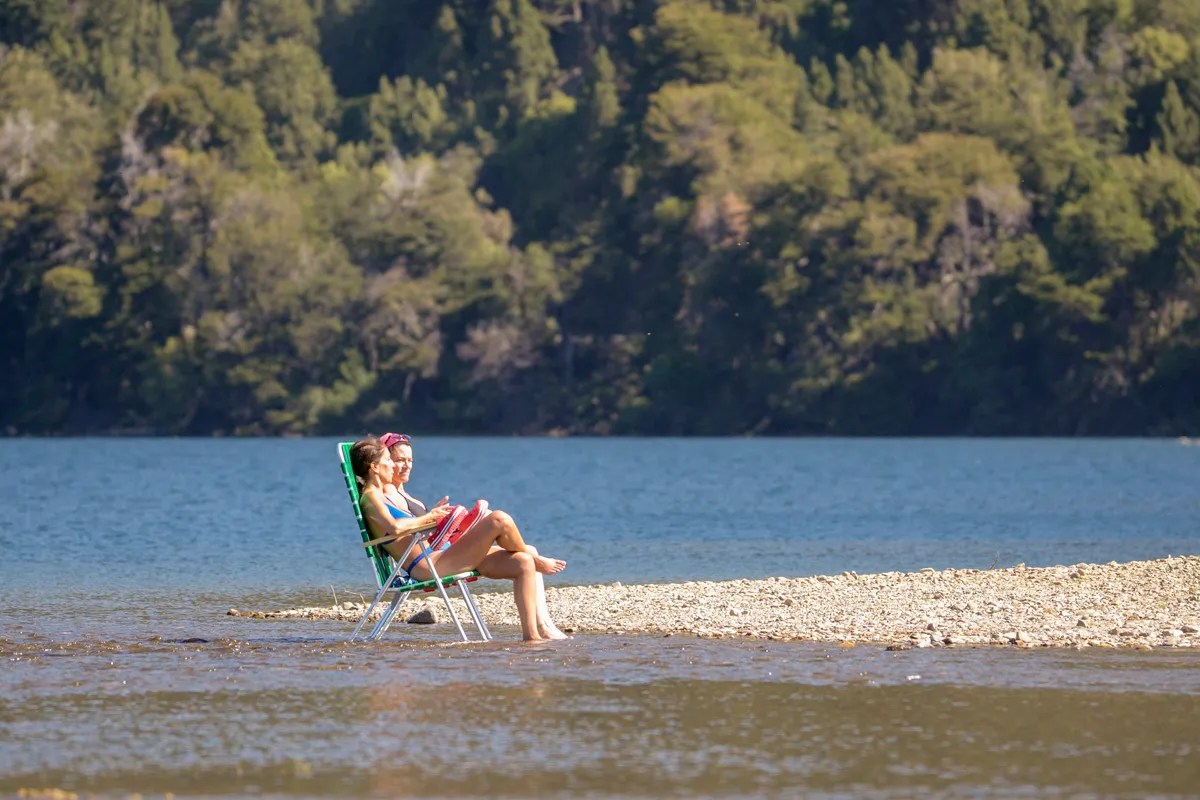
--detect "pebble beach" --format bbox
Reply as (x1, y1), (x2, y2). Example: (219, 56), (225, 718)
(246, 555), (1200, 648)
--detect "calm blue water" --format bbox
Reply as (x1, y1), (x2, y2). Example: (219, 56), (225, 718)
(0, 437), (1197, 614)
(3, 438), (1200, 799)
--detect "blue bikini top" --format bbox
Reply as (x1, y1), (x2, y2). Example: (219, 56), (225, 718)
(384, 496), (414, 520)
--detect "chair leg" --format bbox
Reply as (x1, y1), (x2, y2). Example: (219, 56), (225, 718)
(433, 576), (470, 642)
(458, 582), (485, 640)
(420, 546), (470, 642)
(355, 554), (419, 641)
(350, 582), (392, 642)
(369, 589), (412, 641)
(353, 537), (491, 643)
(459, 582), (491, 641)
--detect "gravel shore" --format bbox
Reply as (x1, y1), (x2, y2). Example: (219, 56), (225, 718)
(243, 556), (1200, 648)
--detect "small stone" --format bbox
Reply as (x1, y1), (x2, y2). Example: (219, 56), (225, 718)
(227, 609), (240, 616)
(886, 643), (911, 651)
(1181, 625), (1199, 634)
(1076, 619), (1087, 627)
(341, 601), (355, 610)
(926, 622), (938, 631)
(406, 608), (438, 625)
(920, 567), (935, 573)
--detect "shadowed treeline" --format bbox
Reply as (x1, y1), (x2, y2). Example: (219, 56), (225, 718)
(1, 0), (1198, 435)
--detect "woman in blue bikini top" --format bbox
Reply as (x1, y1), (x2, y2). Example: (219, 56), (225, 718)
(379, 491), (446, 576)
(353, 435), (568, 642)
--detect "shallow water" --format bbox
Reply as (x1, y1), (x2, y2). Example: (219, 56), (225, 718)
(2, 438), (1199, 797)
(3, 620), (1200, 798)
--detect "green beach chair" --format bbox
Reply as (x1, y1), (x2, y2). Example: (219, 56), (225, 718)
(337, 442), (492, 643)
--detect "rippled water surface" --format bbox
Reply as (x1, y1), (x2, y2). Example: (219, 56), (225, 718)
(3, 622), (1200, 799)
(2, 438), (1199, 797)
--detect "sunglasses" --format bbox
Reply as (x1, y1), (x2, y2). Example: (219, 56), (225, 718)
(379, 432), (412, 449)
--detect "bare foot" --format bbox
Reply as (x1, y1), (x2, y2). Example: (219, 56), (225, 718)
(534, 555), (566, 575)
(538, 621), (571, 640)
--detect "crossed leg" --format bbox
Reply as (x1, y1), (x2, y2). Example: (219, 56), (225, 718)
(477, 511), (566, 575)
(417, 510), (567, 641)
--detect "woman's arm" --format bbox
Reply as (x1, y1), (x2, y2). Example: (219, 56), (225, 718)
(361, 489), (450, 539)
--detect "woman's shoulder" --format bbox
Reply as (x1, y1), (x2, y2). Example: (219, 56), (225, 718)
(359, 484), (386, 506)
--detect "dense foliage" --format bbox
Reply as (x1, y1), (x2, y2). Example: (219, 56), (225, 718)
(1, 0), (1198, 435)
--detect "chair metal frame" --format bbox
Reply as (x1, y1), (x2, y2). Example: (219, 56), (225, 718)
(338, 442), (492, 643)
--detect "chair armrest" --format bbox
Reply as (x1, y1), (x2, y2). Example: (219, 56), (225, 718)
(362, 520), (438, 548)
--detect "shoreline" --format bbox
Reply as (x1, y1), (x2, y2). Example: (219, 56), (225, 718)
(243, 556), (1200, 648)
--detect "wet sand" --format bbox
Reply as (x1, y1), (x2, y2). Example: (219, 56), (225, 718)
(248, 556), (1200, 648)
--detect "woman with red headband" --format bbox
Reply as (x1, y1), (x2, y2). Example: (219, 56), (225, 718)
(352, 435), (568, 641)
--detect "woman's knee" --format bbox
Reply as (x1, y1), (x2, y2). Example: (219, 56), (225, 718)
(511, 550), (535, 573)
(479, 510), (512, 535)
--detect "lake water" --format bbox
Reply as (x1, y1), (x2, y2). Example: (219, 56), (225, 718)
(2, 437), (1199, 798)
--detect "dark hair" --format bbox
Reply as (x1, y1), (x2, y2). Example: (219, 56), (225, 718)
(349, 439), (386, 486)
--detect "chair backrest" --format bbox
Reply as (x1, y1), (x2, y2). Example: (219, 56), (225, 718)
(338, 441), (392, 588)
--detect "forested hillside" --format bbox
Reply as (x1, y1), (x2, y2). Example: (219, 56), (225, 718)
(1, 0), (1198, 435)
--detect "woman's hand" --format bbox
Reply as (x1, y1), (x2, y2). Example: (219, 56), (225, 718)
(434, 496), (450, 508)
(422, 505), (453, 525)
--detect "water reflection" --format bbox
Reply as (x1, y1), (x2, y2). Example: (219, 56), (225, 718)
(2, 628), (1199, 798)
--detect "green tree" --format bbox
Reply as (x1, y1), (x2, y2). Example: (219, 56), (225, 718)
(227, 38), (338, 163)
(1156, 80), (1200, 162)
(368, 76), (458, 155)
(0, 46), (102, 429)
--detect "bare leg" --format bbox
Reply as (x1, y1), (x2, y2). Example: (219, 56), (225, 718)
(475, 549), (541, 641)
(525, 545), (569, 640)
(413, 516), (565, 641)
(413, 513), (521, 579)
(485, 511), (527, 553)
(477, 513), (561, 568)
(477, 512), (567, 575)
